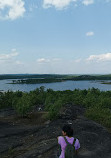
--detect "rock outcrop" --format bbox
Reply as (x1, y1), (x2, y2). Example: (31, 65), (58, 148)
(0, 105), (111, 158)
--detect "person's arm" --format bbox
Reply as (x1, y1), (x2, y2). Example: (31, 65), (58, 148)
(58, 136), (66, 158)
(74, 138), (80, 154)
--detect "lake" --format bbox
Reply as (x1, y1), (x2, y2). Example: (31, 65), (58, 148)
(0, 79), (111, 92)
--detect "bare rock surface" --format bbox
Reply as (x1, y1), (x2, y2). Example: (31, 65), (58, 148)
(0, 105), (111, 158)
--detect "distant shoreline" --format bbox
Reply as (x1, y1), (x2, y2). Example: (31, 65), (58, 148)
(1, 74), (111, 81)
(1, 74), (111, 85)
(101, 82), (111, 85)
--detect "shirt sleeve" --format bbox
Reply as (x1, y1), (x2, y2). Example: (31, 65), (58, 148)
(58, 136), (66, 158)
(58, 136), (66, 150)
(74, 138), (80, 150)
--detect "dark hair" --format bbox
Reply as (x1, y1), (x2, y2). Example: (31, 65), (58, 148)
(62, 124), (73, 137)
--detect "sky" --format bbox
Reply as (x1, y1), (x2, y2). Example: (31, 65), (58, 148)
(0, 0), (111, 74)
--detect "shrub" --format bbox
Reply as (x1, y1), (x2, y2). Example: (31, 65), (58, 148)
(0, 91), (14, 109)
(99, 97), (111, 109)
(14, 93), (32, 117)
(85, 106), (111, 128)
(48, 99), (63, 120)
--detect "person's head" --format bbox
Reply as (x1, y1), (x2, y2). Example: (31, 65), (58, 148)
(62, 124), (73, 137)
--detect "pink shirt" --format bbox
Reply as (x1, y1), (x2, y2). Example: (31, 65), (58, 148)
(58, 136), (80, 158)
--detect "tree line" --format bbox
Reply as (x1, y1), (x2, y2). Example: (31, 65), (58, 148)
(0, 87), (111, 129)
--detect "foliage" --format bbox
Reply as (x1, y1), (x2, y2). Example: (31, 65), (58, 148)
(2, 74), (111, 83)
(85, 106), (111, 128)
(48, 100), (63, 120)
(29, 87), (46, 106)
(1, 87), (111, 128)
(14, 93), (32, 117)
(0, 91), (14, 109)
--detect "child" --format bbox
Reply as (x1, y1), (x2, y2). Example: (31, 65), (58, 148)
(57, 124), (80, 158)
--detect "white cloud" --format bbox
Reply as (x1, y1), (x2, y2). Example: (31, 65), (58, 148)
(43, 0), (95, 9)
(43, 0), (77, 9)
(0, 49), (19, 60)
(86, 53), (111, 62)
(86, 31), (94, 36)
(0, 0), (25, 20)
(82, 0), (94, 6)
(37, 58), (61, 63)
(37, 58), (50, 63)
(0, 49), (24, 73)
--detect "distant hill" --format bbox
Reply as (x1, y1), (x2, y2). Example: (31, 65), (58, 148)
(1, 74), (111, 81)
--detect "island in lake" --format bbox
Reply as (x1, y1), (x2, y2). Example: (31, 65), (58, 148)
(2, 74), (111, 84)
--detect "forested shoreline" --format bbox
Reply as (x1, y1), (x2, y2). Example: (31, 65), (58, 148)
(1, 74), (111, 84)
(1, 74), (111, 81)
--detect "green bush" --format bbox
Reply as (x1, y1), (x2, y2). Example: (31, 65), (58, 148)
(85, 106), (111, 128)
(1, 87), (111, 129)
(48, 99), (63, 120)
(99, 97), (111, 109)
(0, 91), (14, 109)
(14, 93), (32, 117)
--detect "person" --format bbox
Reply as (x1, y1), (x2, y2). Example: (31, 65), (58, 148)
(57, 124), (80, 158)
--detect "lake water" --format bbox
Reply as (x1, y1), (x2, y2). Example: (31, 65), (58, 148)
(0, 79), (111, 92)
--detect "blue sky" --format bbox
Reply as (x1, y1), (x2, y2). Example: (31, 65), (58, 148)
(0, 0), (111, 74)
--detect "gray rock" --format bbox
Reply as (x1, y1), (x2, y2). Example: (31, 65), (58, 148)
(0, 105), (111, 158)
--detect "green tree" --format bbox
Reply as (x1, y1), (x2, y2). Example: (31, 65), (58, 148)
(14, 93), (32, 117)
